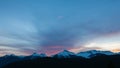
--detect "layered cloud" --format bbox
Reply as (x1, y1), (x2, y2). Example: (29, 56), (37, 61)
(0, 0), (120, 55)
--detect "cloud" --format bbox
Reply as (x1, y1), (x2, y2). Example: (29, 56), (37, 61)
(77, 33), (120, 52)
(0, 46), (29, 56)
(0, 0), (120, 55)
(1, 15), (120, 55)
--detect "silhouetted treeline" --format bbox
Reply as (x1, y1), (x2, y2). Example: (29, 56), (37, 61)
(2, 55), (120, 68)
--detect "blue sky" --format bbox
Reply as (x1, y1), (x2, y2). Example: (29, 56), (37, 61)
(0, 0), (120, 56)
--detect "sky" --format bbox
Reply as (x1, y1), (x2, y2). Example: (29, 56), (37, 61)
(0, 0), (120, 56)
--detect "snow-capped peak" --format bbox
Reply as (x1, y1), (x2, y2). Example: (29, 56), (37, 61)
(31, 53), (47, 57)
(28, 53), (47, 59)
(39, 53), (47, 57)
(52, 50), (75, 58)
(31, 53), (40, 56)
(4, 54), (18, 58)
(58, 50), (75, 56)
(77, 50), (114, 58)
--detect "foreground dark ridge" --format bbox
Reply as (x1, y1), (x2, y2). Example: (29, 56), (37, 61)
(2, 55), (120, 68)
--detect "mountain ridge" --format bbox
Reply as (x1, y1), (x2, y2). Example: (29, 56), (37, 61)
(0, 50), (118, 58)
(0, 50), (119, 68)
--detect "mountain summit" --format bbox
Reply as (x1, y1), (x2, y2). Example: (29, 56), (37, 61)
(25, 53), (47, 59)
(31, 53), (47, 57)
(77, 50), (114, 58)
(0, 50), (117, 67)
(52, 50), (76, 58)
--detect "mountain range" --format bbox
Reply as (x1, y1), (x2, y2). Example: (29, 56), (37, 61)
(0, 50), (120, 68)
(1, 50), (117, 59)
(52, 50), (117, 58)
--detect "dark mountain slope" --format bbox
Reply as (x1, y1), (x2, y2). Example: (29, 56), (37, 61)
(2, 55), (119, 68)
